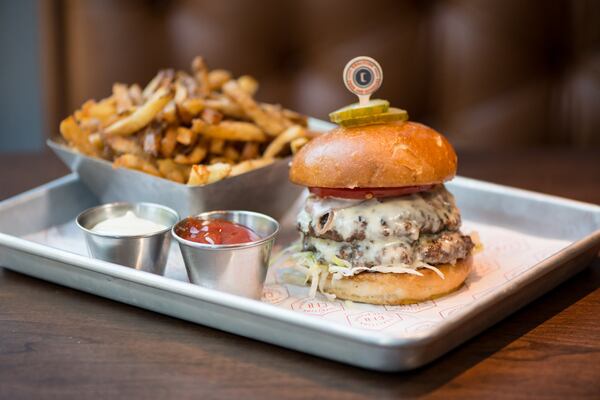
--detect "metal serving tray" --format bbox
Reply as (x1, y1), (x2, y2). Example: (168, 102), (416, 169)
(0, 174), (599, 371)
(47, 118), (333, 220)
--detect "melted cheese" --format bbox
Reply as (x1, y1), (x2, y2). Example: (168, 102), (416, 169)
(297, 185), (460, 242)
(295, 185), (465, 284)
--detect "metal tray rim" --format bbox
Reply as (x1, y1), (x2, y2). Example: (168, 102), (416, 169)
(454, 175), (600, 214)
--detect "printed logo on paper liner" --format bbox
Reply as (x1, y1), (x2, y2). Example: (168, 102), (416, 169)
(291, 298), (344, 316)
(347, 312), (402, 331)
(472, 257), (501, 277)
(261, 285), (289, 304)
(488, 239), (531, 255)
(384, 300), (435, 313)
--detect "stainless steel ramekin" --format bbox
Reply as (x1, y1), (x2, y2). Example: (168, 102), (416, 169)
(172, 210), (279, 299)
(76, 202), (179, 274)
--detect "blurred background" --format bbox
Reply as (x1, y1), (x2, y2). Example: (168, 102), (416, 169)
(1, 0), (599, 153)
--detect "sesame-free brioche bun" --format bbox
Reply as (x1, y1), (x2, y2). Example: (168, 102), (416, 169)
(322, 257), (472, 305)
(290, 121), (457, 188)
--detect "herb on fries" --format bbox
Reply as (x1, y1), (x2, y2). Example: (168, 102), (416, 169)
(59, 56), (311, 185)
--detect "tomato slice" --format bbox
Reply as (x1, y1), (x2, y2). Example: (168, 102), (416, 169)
(308, 185), (434, 199)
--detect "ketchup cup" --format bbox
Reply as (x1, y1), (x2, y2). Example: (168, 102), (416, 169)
(172, 210), (279, 299)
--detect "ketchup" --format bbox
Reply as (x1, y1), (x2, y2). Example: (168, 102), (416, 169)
(175, 217), (260, 245)
(308, 185), (434, 199)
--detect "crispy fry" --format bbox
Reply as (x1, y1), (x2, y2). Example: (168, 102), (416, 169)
(76, 98), (117, 124)
(176, 127), (198, 146)
(160, 127), (178, 158)
(261, 103), (294, 130)
(160, 100), (178, 124)
(142, 72), (163, 99)
(208, 156), (234, 165)
(237, 75), (258, 95)
(203, 97), (246, 119)
(129, 84), (143, 105)
(187, 164), (209, 185)
(60, 116), (99, 156)
(282, 107), (308, 126)
(223, 145), (240, 162)
(290, 136), (309, 154)
(174, 80), (188, 104)
(206, 162), (232, 184)
(142, 124), (163, 156)
(260, 103), (308, 127)
(142, 69), (174, 99)
(177, 73), (197, 96)
(192, 56), (210, 97)
(209, 138), (225, 154)
(113, 83), (133, 114)
(88, 132), (104, 151)
(201, 108), (223, 125)
(230, 158), (274, 176)
(240, 141), (260, 160)
(222, 80), (286, 135)
(190, 118), (206, 134)
(113, 154), (160, 176)
(200, 120), (267, 142)
(208, 69), (232, 90)
(157, 159), (189, 183)
(174, 144), (207, 165)
(143, 133), (161, 156)
(105, 87), (173, 136)
(178, 98), (204, 124)
(106, 135), (143, 155)
(187, 163), (232, 186)
(263, 125), (305, 159)
(79, 117), (101, 132)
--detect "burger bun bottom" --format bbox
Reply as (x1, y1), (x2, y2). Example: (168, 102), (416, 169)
(323, 257), (472, 305)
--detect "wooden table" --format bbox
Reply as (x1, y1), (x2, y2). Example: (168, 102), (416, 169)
(1, 150), (599, 399)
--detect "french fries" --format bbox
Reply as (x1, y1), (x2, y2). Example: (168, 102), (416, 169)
(208, 69), (232, 90)
(176, 127), (198, 146)
(105, 87), (173, 136)
(263, 125), (305, 159)
(114, 154), (161, 177)
(222, 80), (288, 136)
(187, 163), (232, 186)
(60, 116), (101, 157)
(200, 121), (267, 142)
(157, 159), (190, 183)
(230, 159), (274, 176)
(59, 55), (312, 186)
(106, 135), (143, 155)
(174, 144), (208, 165)
(290, 137), (309, 154)
(160, 127), (178, 158)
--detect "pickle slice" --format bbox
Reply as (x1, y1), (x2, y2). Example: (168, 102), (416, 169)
(329, 99), (389, 123)
(338, 107), (409, 127)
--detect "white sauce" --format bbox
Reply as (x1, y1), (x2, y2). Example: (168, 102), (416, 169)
(92, 211), (167, 236)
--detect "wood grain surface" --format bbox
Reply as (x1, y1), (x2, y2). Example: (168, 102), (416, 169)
(0, 149), (599, 399)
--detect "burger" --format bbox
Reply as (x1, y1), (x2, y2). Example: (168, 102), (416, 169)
(288, 120), (474, 305)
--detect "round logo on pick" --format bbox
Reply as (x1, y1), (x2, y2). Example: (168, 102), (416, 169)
(343, 56), (383, 98)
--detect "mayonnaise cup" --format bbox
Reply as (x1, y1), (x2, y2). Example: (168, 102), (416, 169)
(76, 202), (179, 274)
